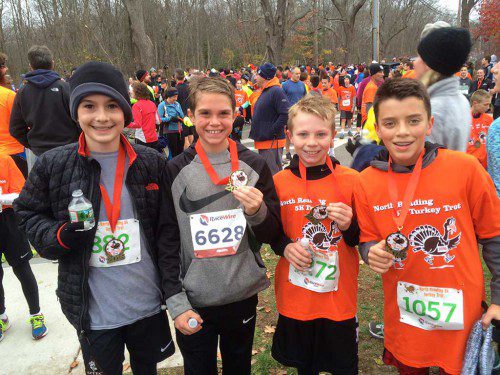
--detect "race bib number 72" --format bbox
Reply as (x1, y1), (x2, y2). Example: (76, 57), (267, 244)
(397, 281), (464, 330)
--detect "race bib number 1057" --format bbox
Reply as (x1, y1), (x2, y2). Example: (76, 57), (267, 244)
(397, 281), (464, 331)
(190, 209), (246, 258)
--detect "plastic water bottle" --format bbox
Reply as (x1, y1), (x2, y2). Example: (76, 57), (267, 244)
(68, 189), (95, 231)
(300, 238), (314, 275)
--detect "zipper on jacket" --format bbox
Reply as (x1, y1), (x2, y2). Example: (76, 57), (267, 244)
(79, 160), (100, 336)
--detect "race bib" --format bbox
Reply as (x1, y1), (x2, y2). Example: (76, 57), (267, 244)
(90, 219), (141, 268)
(190, 209), (246, 258)
(342, 99), (351, 107)
(397, 281), (464, 330)
(459, 86), (469, 95)
(289, 250), (339, 293)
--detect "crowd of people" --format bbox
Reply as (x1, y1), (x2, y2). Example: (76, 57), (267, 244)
(0, 20), (499, 375)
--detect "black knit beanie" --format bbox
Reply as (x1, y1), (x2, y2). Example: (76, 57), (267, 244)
(417, 27), (471, 77)
(69, 62), (132, 125)
(136, 69), (148, 82)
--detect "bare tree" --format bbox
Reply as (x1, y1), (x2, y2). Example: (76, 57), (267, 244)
(330, 0), (367, 63)
(123, 0), (154, 69)
(260, 0), (292, 64)
(460, 0), (480, 30)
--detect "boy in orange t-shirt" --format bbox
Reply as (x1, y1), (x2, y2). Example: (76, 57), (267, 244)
(271, 95), (360, 374)
(466, 90), (492, 168)
(337, 75), (357, 138)
(355, 78), (500, 374)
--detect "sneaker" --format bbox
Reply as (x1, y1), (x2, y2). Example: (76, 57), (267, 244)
(285, 152), (292, 161)
(339, 132), (345, 140)
(0, 315), (11, 342)
(348, 129), (353, 136)
(368, 321), (384, 339)
(29, 314), (48, 340)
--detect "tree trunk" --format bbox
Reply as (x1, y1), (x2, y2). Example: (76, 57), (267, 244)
(460, 0), (478, 30)
(123, 0), (154, 69)
(260, 0), (290, 65)
(313, 0), (319, 66)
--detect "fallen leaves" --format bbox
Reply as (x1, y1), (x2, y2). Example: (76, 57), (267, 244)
(69, 360), (79, 369)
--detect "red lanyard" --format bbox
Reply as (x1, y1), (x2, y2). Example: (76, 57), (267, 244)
(99, 145), (126, 233)
(298, 157), (347, 204)
(387, 150), (424, 231)
(195, 138), (239, 185)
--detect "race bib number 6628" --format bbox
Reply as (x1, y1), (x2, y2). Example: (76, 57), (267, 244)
(190, 209), (246, 258)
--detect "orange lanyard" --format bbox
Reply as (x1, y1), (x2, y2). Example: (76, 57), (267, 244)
(387, 150), (424, 231)
(298, 157), (347, 205)
(195, 138), (239, 186)
(99, 145), (126, 233)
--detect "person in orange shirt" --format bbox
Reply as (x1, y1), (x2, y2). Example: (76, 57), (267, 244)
(361, 63), (385, 125)
(232, 79), (250, 142)
(271, 95), (360, 374)
(0, 53), (26, 177)
(355, 78), (500, 375)
(402, 59), (416, 79)
(337, 75), (357, 138)
(466, 90), (492, 168)
(321, 76), (338, 106)
(0, 153), (48, 341)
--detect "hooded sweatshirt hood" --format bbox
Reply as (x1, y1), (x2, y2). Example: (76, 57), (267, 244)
(370, 142), (444, 172)
(24, 69), (61, 88)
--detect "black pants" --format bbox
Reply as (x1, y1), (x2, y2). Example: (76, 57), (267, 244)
(10, 154), (28, 179)
(176, 295), (258, 375)
(79, 311), (174, 375)
(0, 209), (38, 315)
(0, 261), (40, 315)
(166, 132), (184, 158)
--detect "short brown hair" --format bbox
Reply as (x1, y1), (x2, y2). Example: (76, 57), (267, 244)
(0, 53), (6, 67)
(131, 82), (151, 100)
(470, 89), (490, 104)
(188, 76), (235, 112)
(288, 95), (336, 133)
(28, 45), (53, 70)
(374, 78), (431, 121)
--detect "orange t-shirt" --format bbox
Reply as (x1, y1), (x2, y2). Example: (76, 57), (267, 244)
(466, 112), (492, 168)
(0, 153), (25, 210)
(234, 89), (249, 117)
(321, 87), (338, 104)
(0, 86), (24, 155)
(273, 164), (360, 321)
(361, 81), (378, 123)
(337, 85), (356, 111)
(402, 70), (416, 79)
(355, 149), (500, 374)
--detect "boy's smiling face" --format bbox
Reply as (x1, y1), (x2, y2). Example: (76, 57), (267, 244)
(188, 92), (235, 153)
(289, 112), (334, 168)
(77, 94), (125, 152)
(375, 97), (433, 167)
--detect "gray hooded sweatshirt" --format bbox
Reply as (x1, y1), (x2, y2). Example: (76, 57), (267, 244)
(426, 76), (471, 152)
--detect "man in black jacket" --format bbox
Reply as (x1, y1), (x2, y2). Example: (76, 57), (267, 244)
(9, 45), (79, 172)
(14, 62), (175, 375)
(469, 68), (492, 95)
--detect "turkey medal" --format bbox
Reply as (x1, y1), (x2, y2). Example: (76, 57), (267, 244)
(305, 205), (328, 225)
(386, 149), (425, 264)
(386, 231), (409, 260)
(226, 170), (248, 192)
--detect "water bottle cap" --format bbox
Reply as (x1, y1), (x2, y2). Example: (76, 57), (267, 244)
(72, 189), (83, 198)
(188, 318), (198, 328)
(299, 238), (309, 247)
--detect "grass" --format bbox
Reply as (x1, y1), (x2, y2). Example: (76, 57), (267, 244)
(157, 246), (492, 375)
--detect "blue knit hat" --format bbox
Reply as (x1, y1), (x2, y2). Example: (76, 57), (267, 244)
(257, 62), (277, 80)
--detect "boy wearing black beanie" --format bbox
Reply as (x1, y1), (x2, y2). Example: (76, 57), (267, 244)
(14, 61), (176, 375)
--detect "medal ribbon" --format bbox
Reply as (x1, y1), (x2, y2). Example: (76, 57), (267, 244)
(195, 138), (239, 185)
(298, 157), (347, 204)
(387, 149), (425, 231)
(99, 145), (126, 233)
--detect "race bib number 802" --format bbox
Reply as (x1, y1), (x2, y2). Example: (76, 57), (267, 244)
(190, 209), (246, 258)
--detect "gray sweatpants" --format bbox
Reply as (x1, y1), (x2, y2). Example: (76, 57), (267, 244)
(258, 148), (283, 175)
